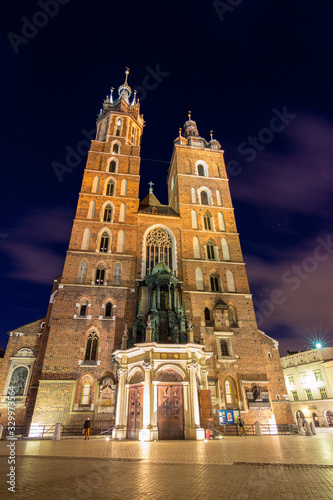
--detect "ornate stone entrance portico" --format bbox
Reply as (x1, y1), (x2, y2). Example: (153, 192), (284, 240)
(112, 342), (211, 441)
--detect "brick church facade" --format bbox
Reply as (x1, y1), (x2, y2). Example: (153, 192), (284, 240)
(0, 70), (293, 439)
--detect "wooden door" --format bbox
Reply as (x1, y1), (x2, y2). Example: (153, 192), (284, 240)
(158, 384), (184, 440)
(127, 385), (143, 440)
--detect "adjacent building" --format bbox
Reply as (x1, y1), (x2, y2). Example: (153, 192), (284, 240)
(281, 347), (333, 428)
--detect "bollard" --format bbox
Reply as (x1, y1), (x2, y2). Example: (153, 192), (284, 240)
(255, 421), (262, 436)
(52, 423), (61, 441)
(310, 421), (316, 435)
(304, 421), (312, 436)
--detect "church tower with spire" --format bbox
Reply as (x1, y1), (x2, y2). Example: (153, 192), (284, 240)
(0, 70), (293, 439)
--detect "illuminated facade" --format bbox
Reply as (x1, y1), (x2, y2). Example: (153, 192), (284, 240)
(281, 347), (333, 428)
(0, 70), (293, 439)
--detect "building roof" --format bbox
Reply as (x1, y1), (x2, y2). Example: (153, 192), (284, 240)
(138, 192), (179, 217)
(8, 317), (46, 336)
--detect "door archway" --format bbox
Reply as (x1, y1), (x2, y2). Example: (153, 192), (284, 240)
(312, 412), (319, 427)
(326, 410), (333, 427)
(157, 369), (184, 440)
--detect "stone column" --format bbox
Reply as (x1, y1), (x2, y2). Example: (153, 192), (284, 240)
(188, 362), (204, 440)
(112, 367), (128, 440)
(139, 362), (153, 441)
(157, 286), (161, 309)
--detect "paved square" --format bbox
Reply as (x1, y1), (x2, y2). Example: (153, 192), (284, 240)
(1, 434), (333, 499)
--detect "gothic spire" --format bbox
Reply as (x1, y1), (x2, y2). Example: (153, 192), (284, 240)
(118, 67), (132, 103)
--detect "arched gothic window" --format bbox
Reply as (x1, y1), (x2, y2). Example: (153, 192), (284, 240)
(195, 267), (204, 290)
(226, 269), (236, 292)
(106, 180), (115, 196)
(218, 212), (225, 231)
(103, 204), (113, 222)
(8, 366), (28, 396)
(87, 200), (95, 219)
(193, 236), (201, 259)
(121, 179), (127, 195)
(191, 187), (197, 204)
(77, 260), (88, 284)
(105, 301), (112, 317)
(100, 231), (110, 252)
(80, 381), (91, 406)
(197, 164), (205, 176)
(216, 190), (222, 206)
(204, 212), (213, 230)
(145, 227), (173, 274)
(200, 190), (209, 205)
(221, 340), (229, 357)
(112, 143), (119, 154)
(191, 210), (198, 229)
(222, 238), (230, 261)
(85, 332), (98, 362)
(92, 176), (100, 193)
(109, 160), (116, 173)
(95, 266), (105, 285)
(117, 229), (125, 253)
(206, 241), (215, 260)
(113, 262), (122, 285)
(119, 203), (126, 222)
(204, 307), (212, 324)
(116, 118), (122, 136)
(81, 228), (91, 250)
(225, 379), (232, 402)
(228, 305), (238, 327)
(210, 273), (220, 291)
(224, 378), (237, 407)
(79, 299), (88, 317)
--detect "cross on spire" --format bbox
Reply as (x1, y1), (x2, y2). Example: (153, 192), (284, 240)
(148, 181), (154, 193)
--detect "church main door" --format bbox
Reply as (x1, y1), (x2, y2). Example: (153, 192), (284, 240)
(127, 385), (143, 439)
(157, 384), (184, 440)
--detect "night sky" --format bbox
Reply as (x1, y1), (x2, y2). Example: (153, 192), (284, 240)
(1, 0), (333, 355)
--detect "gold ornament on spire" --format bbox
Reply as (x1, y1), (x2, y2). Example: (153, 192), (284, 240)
(179, 127), (182, 137)
(210, 130), (214, 140)
(188, 110), (191, 120)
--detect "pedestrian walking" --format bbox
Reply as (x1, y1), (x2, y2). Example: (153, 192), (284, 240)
(83, 417), (90, 440)
(237, 416), (246, 436)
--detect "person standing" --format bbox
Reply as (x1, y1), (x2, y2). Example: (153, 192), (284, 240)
(237, 416), (246, 436)
(83, 417), (90, 440)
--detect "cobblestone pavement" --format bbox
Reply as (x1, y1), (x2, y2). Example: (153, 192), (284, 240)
(1, 435), (333, 499)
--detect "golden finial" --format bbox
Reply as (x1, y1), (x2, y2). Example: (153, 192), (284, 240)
(124, 67), (130, 84)
(188, 110), (191, 120)
(210, 130), (214, 140)
(179, 127), (182, 137)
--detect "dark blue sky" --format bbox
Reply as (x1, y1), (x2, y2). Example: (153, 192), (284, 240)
(1, 0), (333, 354)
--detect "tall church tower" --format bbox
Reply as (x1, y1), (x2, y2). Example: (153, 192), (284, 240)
(31, 70), (146, 425)
(0, 70), (293, 439)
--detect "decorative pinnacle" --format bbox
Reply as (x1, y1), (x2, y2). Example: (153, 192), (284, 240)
(125, 67), (130, 84)
(210, 130), (214, 140)
(188, 110), (191, 120)
(179, 127), (182, 137)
